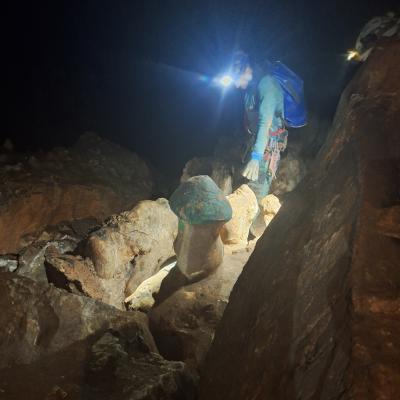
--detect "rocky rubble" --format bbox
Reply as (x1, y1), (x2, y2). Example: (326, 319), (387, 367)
(0, 132), (155, 254)
(180, 131), (314, 199)
(149, 247), (253, 368)
(0, 273), (194, 400)
(43, 198), (178, 310)
(198, 39), (400, 400)
(15, 217), (97, 283)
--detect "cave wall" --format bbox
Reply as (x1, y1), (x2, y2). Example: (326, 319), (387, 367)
(199, 39), (400, 400)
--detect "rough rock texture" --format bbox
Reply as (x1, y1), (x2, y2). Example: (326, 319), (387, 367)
(0, 132), (154, 254)
(0, 273), (193, 400)
(199, 39), (400, 400)
(170, 176), (232, 280)
(181, 157), (234, 195)
(87, 332), (196, 400)
(42, 199), (177, 309)
(377, 204), (400, 239)
(149, 248), (253, 369)
(0, 255), (18, 272)
(16, 218), (96, 283)
(270, 143), (307, 195)
(260, 194), (282, 227)
(44, 250), (109, 302)
(86, 198), (178, 295)
(221, 184), (259, 247)
(0, 273), (156, 366)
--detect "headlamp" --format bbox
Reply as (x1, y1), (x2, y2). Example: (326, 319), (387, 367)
(218, 74), (234, 87)
(347, 50), (360, 61)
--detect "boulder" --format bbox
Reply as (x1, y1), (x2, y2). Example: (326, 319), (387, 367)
(44, 250), (108, 301)
(0, 273), (156, 367)
(221, 184), (259, 248)
(44, 249), (151, 310)
(181, 157), (234, 195)
(260, 194), (282, 227)
(0, 273), (194, 400)
(85, 198), (178, 297)
(149, 248), (253, 368)
(0, 132), (154, 254)
(170, 176), (232, 280)
(199, 39), (400, 400)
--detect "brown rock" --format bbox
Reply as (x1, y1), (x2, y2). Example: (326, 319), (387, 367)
(44, 249), (107, 300)
(199, 39), (400, 399)
(377, 205), (400, 239)
(0, 273), (156, 367)
(181, 157), (234, 195)
(0, 133), (154, 254)
(16, 219), (91, 283)
(0, 273), (194, 400)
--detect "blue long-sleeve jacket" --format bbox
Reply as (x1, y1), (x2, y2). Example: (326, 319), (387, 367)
(245, 75), (284, 155)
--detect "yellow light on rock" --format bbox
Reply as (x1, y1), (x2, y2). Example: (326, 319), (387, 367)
(347, 50), (359, 61)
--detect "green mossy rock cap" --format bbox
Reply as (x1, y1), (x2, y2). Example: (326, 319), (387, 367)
(170, 175), (232, 225)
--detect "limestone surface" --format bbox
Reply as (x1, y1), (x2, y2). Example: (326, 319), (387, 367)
(221, 184), (258, 247)
(86, 198), (178, 295)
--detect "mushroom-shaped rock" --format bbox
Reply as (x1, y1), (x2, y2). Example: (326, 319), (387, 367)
(169, 175), (232, 280)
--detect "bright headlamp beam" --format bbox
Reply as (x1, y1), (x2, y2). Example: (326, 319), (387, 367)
(347, 50), (359, 61)
(219, 75), (234, 87)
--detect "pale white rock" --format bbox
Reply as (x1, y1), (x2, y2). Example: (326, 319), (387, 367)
(221, 184), (259, 248)
(125, 260), (177, 311)
(261, 194), (282, 227)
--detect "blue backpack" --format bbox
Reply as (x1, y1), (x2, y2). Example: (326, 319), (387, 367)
(272, 62), (307, 128)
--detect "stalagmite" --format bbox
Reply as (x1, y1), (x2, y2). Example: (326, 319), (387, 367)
(169, 175), (232, 280)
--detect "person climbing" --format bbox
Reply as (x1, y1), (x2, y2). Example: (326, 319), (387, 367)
(219, 51), (307, 234)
